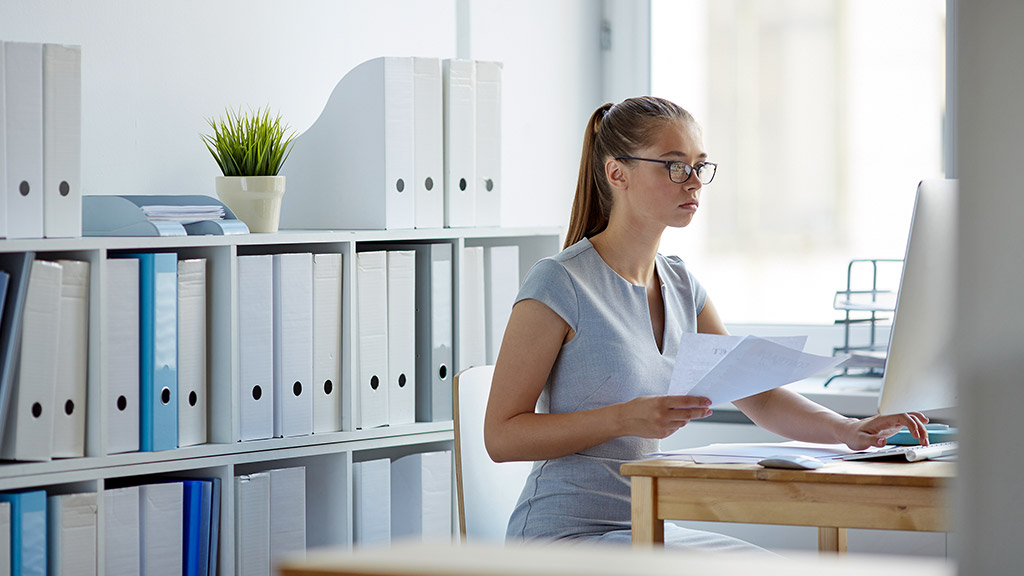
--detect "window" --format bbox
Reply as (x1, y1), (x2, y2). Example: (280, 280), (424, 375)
(652, 0), (946, 324)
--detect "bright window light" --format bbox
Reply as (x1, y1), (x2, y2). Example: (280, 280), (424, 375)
(652, 0), (946, 324)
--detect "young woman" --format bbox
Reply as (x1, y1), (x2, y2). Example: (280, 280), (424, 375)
(483, 96), (930, 549)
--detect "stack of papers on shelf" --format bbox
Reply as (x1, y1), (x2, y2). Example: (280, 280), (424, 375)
(140, 205), (225, 224)
(648, 441), (857, 464)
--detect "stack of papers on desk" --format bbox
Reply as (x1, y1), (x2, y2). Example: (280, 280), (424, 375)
(140, 205), (225, 224)
(648, 441), (857, 464)
(669, 334), (848, 405)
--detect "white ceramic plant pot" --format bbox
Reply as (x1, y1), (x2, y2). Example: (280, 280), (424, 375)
(215, 176), (286, 233)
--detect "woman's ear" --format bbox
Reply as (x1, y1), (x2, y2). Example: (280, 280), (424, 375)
(605, 158), (629, 191)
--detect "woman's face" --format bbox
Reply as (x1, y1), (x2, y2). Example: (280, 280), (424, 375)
(612, 119), (707, 230)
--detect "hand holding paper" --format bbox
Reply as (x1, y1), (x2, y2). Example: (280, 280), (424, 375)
(669, 334), (847, 405)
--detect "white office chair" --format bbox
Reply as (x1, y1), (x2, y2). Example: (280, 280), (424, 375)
(453, 365), (534, 543)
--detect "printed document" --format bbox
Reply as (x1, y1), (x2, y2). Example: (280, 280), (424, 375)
(669, 334), (847, 405)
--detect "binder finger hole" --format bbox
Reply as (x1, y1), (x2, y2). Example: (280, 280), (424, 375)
(370, 375), (380, 390)
(31, 403), (42, 418)
(425, 177), (434, 191)
(459, 178), (467, 191)
(161, 387), (171, 405)
(60, 181), (70, 197)
(65, 400), (75, 415)
(324, 379), (333, 395)
(117, 395), (127, 411)
(398, 373), (407, 388)
(439, 364), (448, 380)
(293, 381), (302, 397)
(396, 178), (405, 192)
(485, 178), (494, 192)
(19, 181), (30, 196)
(189, 391), (198, 407)
(252, 385), (263, 401)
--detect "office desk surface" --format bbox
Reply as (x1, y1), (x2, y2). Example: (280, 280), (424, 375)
(620, 459), (954, 550)
(278, 541), (955, 576)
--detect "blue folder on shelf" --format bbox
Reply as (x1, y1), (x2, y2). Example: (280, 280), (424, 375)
(182, 480), (204, 576)
(0, 252), (34, 452)
(0, 490), (47, 576)
(83, 195), (249, 236)
(115, 252), (178, 451)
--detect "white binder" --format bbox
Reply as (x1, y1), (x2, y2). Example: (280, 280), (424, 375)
(391, 451), (452, 542)
(280, 56), (415, 230)
(104, 258), (139, 454)
(52, 259), (90, 458)
(269, 467), (306, 569)
(103, 486), (139, 576)
(4, 42), (44, 239)
(177, 258), (207, 447)
(484, 246), (519, 364)
(352, 458), (391, 547)
(273, 253), (314, 438)
(139, 482), (184, 576)
(413, 57), (444, 229)
(312, 253), (342, 434)
(1, 259), (62, 461)
(417, 244), (453, 422)
(387, 250), (416, 426)
(0, 42), (7, 238)
(47, 492), (98, 576)
(42, 44), (82, 238)
(391, 243), (453, 422)
(235, 473), (271, 576)
(475, 61), (503, 227)
(237, 255), (274, 441)
(459, 247), (487, 371)
(442, 59), (476, 228)
(356, 251), (389, 429)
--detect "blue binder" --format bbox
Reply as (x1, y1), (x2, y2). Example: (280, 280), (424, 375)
(182, 480), (204, 576)
(0, 253), (34, 451)
(117, 252), (178, 451)
(0, 490), (47, 576)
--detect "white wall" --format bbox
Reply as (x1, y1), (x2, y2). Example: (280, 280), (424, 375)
(0, 0), (603, 229)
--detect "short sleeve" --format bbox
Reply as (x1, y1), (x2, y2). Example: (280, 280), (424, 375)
(515, 258), (580, 331)
(689, 268), (708, 315)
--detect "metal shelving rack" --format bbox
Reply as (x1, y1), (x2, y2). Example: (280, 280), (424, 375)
(825, 258), (903, 386)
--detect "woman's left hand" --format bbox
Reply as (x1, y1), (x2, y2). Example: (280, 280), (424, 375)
(841, 412), (930, 451)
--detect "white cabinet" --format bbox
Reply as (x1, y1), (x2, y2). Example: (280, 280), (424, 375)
(0, 226), (561, 575)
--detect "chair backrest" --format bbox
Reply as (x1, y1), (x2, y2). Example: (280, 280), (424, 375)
(453, 365), (534, 543)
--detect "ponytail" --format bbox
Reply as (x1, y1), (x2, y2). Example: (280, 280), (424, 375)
(564, 103), (613, 249)
(563, 97), (696, 250)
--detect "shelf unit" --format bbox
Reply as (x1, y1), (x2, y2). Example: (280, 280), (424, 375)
(0, 225), (562, 575)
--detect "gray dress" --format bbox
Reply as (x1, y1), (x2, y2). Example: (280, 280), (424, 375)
(505, 238), (764, 552)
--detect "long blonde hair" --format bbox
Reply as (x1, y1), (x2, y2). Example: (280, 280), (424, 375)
(564, 97), (696, 249)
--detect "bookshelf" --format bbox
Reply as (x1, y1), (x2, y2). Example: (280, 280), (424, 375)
(0, 225), (562, 575)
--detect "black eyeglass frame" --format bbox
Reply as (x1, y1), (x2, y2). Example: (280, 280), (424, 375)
(614, 156), (718, 185)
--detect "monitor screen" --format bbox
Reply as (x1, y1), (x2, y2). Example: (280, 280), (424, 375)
(878, 179), (958, 416)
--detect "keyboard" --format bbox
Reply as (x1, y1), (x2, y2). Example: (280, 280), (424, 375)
(840, 441), (958, 462)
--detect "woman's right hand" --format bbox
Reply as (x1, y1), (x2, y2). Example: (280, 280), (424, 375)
(615, 395), (714, 439)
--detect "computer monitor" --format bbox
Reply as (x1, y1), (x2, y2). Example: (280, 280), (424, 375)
(877, 179), (958, 416)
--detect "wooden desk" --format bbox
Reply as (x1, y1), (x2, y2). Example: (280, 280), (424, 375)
(620, 458), (953, 553)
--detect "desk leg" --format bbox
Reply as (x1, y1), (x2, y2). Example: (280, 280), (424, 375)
(631, 476), (664, 547)
(818, 527), (847, 553)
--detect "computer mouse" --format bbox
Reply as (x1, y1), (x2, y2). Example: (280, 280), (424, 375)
(757, 454), (825, 470)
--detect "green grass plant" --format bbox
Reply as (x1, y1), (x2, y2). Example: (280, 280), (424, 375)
(201, 106), (297, 177)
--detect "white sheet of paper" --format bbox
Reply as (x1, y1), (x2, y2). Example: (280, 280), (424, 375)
(669, 334), (846, 404)
(647, 441), (856, 463)
(670, 334), (808, 397)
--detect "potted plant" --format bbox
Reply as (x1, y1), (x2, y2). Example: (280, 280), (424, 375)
(201, 106), (296, 233)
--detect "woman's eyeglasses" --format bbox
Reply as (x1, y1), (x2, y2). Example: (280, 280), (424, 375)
(615, 157), (718, 185)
